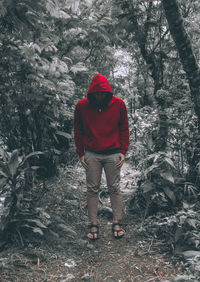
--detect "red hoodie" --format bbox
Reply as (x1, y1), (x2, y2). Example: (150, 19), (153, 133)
(74, 74), (129, 157)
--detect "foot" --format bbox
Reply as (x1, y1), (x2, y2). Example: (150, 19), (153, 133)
(112, 223), (125, 239)
(87, 224), (99, 240)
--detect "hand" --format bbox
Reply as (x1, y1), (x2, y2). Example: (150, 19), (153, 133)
(116, 153), (125, 168)
(80, 155), (88, 169)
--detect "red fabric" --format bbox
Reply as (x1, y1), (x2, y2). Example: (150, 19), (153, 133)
(74, 74), (129, 157)
(88, 73), (113, 94)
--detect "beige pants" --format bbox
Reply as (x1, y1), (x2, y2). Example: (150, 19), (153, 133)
(85, 151), (123, 223)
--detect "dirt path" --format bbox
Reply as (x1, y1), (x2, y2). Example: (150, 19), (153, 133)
(0, 162), (183, 281)
(75, 217), (181, 281)
(1, 217), (182, 282)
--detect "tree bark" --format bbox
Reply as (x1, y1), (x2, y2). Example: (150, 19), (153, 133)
(162, 0), (200, 185)
(162, 0), (200, 131)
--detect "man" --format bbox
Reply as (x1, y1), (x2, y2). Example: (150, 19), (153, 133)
(74, 73), (129, 240)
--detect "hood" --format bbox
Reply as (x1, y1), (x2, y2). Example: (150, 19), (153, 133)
(87, 73), (113, 94)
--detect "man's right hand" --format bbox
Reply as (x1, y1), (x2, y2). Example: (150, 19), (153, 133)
(80, 155), (88, 169)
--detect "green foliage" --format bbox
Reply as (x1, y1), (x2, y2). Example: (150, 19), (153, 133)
(0, 0), (117, 158)
(139, 202), (200, 251)
(0, 149), (42, 187)
(129, 151), (182, 217)
(127, 106), (157, 165)
(0, 0), (79, 175)
(0, 0), (119, 243)
(0, 149), (46, 241)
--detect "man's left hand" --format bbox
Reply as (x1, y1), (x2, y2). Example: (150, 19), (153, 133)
(116, 153), (125, 168)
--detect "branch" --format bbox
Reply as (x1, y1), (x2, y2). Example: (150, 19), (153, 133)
(152, 28), (170, 54)
(84, 43), (96, 62)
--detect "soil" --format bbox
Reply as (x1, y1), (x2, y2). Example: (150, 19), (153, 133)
(0, 162), (184, 282)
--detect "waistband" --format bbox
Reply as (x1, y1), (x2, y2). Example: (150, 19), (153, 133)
(85, 148), (121, 155)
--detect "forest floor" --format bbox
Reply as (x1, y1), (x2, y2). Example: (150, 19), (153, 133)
(0, 160), (185, 282)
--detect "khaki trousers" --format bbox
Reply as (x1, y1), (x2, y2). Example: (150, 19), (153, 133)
(85, 151), (123, 223)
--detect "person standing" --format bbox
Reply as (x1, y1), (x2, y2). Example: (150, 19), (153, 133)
(74, 74), (129, 240)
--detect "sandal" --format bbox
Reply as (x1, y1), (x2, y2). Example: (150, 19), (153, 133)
(87, 224), (99, 241)
(112, 223), (125, 239)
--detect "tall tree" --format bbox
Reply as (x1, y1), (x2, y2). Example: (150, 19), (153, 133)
(0, 0), (117, 163)
(162, 0), (200, 130)
(113, 0), (170, 151)
(162, 0), (200, 185)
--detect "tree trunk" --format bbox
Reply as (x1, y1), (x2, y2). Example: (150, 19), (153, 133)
(162, 0), (200, 185)
(162, 0), (200, 131)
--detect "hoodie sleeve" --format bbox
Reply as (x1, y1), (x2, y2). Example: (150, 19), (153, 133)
(119, 100), (129, 155)
(74, 102), (85, 157)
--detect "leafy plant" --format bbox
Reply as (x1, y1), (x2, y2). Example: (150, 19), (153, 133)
(139, 202), (200, 252)
(183, 182), (198, 201)
(0, 148), (47, 244)
(0, 10), (74, 175)
(129, 151), (182, 217)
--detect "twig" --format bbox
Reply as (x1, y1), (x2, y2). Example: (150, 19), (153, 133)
(148, 237), (154, 252)
(37, 257), (40, 267)
(16, 228), (24, 247)
(146, 278), (157, 282)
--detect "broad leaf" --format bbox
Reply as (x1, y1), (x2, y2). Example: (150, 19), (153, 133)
(174, 227), (183, 243)
(0, 177), (7, 188)
(26, 219), (47, 228)
(8, 150), (20, 178)
(56, 131), (72, 139)
(146, 153), (157, 161)
(0, 4), (7, 17)
(187, 219), (197, 229)
(32, 227), (44, 236)
(163, 187), (176, 204)
(30, 166), (40, 171)
(52, 149), (61, 155)
(22, 151), (44, 164)
(144, 164), (159, 176)
(22, 225), (44, 235)
(0, 149), (8, 162)
(183, 202), (190, 209)
(70, 62), (88, 74)
(164, 157), (176, 169)
(0, 161), (9, 175)
(142, 181), (156, 193)
(154, 153), (162, 162)
(160, 171), (175, 183)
